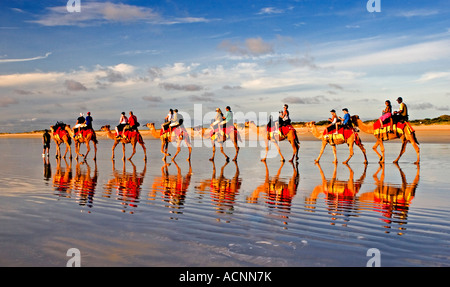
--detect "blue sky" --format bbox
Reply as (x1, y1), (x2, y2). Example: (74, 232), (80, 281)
(1, 0), (449, 132)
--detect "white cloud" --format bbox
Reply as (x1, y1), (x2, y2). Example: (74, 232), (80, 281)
(30, 2), (213, 27)
(257, 7), (284, 15)
(326, 39), (450, 68)
(0, 52), (51, 63)
(417, 72), (450, 82)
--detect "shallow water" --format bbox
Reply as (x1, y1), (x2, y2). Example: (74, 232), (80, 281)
(0, 137), (449, 266)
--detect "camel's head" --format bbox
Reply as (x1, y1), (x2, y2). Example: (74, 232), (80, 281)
(350, 115), (360, 126)
(50, 126), (55, 132)
(101, 125), (110, 131)
(146, 123), (155, 129)
(306, 121), (316, 128)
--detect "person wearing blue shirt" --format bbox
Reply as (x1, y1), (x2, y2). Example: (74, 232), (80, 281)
(339, 108), (351, 129)
(221, 106), (233, 128)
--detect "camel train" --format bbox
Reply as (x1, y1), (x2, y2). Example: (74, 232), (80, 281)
(49, 107), (420, 165)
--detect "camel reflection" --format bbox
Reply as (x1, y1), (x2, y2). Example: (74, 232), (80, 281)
(53, 157), (73, 196)
(104, 159), (146, 213)
(359, 163), (419, 235)
(149, 160), (192, 219)
(52, 158), (98, 208)
(195, 161), (241, 221)
(247, 161), (299, 226)
(306, 163), (367, 224)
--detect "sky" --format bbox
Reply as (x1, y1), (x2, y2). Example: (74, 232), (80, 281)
(1, 0), (449, 132)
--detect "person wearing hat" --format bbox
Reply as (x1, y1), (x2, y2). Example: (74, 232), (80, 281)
(221, 106), (234, 130)
(115, 112), (128, 138)
(339, 108), (351, 129)
(73, 112), (86, 135)
(327, 109), (341, 134)
(394, 97), (408, 122)
(127, 111), (139, 131)
(161, 109), (174, 132)
(211, 108), (224, 128)
(169, 109), (183, 129)
(279, 104), (291, 127)
(85, 112), (93, 130)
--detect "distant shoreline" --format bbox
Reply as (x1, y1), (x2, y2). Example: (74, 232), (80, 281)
(1, 124), (449, 143)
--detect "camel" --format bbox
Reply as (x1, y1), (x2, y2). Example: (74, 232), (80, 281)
(146, 123), (192, 162)
(203, 124), (241, 162)
(50, 123), (72, 159)
(306, 121), (367, 164)
(247, 121), (299, 162)
(101, 125), (147, 161)
(65, 125), (98, 161)
(351, 115), (420, 164)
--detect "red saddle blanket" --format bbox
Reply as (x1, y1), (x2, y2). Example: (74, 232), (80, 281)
(267, 125), (295, 135)
(161, 126), (186, 137)
(75, 128), (95, 138)
(116, 130), (139, 139)
(210, 125), (236, 136)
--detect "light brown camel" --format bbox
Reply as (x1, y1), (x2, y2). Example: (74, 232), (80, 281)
(351, 115), (420, 164)
(146, 123), (192, 162)
(203, 125), (241, 162)
(306, 121), (367, 164)
(65, 125), (98, 161)
(247, 121), (299, 162)
(50, 123), (72, 159)
(101, 125), (147, 161)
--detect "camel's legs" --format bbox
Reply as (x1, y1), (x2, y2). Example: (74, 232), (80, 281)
(121, 143), (126, 160)
(209, 142), (216, 161)
(93, 142), (97, 161)
(372, 141), (384, 163)
(289, 138), (299, 162)
(172, 140), (181, 161)
(111, 141), (119, 159)
(393, 140), (408, 164)
(273, 141), (284, 162)
(128, 142), (137, 160)
(315, 141), (327, 163)
(219, 144), (230, 161)
(411, 140), (420, 164)
(140, 142), (147, 161)
(357, 142), (368, 164)
(261, 139), (269, 162)
(343, 141), (354, 165)
(331, 145), (338, 163)
(232, 139), (240, 161)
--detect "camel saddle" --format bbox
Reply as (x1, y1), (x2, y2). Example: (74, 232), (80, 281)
(323, 127), (359, 146)
(161, 126), (186, 140)
(373, 119), (415, 141)
(75, 126), (95, 139)
(210, 125), (236, 141)
(267, 125), (295, 141)
(117, 130), (139, 140)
